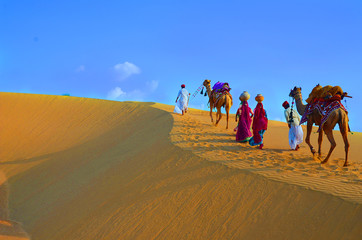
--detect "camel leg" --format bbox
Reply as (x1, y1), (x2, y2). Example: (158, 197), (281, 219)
(225, 105), (230, 129)
(321, 129), (336, 164)
(317, 130), (323, 159)
(214, 110), (218, 126)
(215, 108), (222, 127)
(339, 118), (350, 167)
(305, 120), (316, 156)
(209, 103), (214, 123)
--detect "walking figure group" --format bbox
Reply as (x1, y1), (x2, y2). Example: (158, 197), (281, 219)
(175, 83), (304, 151)
(235, 92), (268, 149)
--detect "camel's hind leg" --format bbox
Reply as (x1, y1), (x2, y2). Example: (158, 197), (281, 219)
(215, 108), (222, 127)
(339, 116), (350, 167)
(305, 119), (316, 156)
(317, 130), (323, 160)
(321, 128), (336, 164)
(225, 104), (230, 129)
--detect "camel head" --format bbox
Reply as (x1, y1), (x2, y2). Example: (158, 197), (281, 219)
(203, 79), (211, 87)
(289, 86), (302, 98)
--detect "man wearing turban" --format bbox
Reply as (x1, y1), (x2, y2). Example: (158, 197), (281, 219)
(174, 84), (190, 115)
(283, 101), (303, 150)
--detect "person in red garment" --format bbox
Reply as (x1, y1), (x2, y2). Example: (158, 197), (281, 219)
(249, 94), (268, 149)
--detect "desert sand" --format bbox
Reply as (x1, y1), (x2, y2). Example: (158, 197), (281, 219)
(0, 92), (361, 240)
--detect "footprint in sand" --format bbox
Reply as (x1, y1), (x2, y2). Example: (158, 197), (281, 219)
(326, 165), (338, 170)
(285, 160), (294, 165)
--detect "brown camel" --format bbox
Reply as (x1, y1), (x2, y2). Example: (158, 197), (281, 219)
(289, 86), (350, 166)
(203, 79), (233, 129)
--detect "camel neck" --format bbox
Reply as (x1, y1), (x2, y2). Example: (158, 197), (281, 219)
(205, 85), (212, 97)
(294, 93), (307, 115)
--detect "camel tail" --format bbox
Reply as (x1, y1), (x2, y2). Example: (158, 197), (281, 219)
(344, 109), (351, 133)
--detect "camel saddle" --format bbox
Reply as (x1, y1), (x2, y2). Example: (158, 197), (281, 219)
(300, 96), (348, 132)
(212, 82), (231, 92)
(211, 82), (233, 108)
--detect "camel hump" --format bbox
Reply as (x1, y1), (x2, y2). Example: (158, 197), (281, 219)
(327, 86), (343, 97)
(306, 85), (323, 103)
(319, 85), (333, 97)
(306, 85), (344, 103)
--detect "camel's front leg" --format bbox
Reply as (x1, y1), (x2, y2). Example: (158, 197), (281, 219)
(209, 103), (214, 123)
(225, 106), (230, 129)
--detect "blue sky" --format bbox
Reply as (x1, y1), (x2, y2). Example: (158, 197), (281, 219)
(1, 0), (361, 131)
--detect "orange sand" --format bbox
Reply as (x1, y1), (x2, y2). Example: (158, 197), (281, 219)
(0, 92), (361, 240)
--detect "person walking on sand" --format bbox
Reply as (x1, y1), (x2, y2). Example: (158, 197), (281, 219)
(174, 84), (190, 115)
(235, 91), (253, 142)
(282, 101), (303, 150)
(249, 94), (268, 149)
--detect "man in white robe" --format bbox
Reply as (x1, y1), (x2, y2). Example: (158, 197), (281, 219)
(283, 101), (303, 150)
(174, 84), (190, 115)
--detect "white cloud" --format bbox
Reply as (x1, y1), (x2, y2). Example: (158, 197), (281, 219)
(76, 65), (85, 72)
(107, 79), (157, 102)
(114, 62), (141, 80)
(107, 87), (126, 100)
(146, 80), (159, 92)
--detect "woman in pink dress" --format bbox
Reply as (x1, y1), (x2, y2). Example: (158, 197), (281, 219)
(235, 91), (253, 142)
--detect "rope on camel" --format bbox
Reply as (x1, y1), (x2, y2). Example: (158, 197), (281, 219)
(190, 84), (207, 101)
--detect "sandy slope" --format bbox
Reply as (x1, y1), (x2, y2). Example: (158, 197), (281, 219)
(168, 107), (362, 204)
(0, 172), (29, 240)
(0, 92), (361, 240)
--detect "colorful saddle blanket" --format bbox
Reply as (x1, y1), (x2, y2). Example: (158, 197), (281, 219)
(212, 81), (224, 91)
(212, 82), (231, 92)
(211, 82), (232, 107)
(300, 96), (347, 132)
(213, 91), (233, 108)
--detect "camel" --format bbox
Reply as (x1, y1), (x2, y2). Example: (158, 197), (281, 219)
(289, 86), (350, 166)
(203, 79), (233, 129)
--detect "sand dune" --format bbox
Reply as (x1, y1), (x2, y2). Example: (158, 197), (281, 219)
(0, 92), (361, 239)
